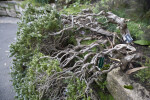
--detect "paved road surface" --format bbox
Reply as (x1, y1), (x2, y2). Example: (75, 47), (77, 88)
(0, 17), (19, 100)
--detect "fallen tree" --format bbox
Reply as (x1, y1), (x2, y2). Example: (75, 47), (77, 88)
(10, 4), (141, 100)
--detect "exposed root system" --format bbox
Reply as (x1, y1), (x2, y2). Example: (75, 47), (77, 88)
(38, 9), (140, 100)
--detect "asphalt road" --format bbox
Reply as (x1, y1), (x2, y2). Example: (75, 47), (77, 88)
(0, 17), (19, 100)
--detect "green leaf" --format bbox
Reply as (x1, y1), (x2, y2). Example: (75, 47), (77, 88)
(134, 40), (150, 45)
(124, 85), (134, 90)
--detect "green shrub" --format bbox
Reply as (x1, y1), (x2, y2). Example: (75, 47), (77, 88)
(94, 0), (150, 20)
(12, 53), (61, 100)
(60, 3), (90, 15)
(132, 24), (150, 45)
(96, 74), (114, 100)
(93, 0), (129, 13)
(128, 0), (150, 20)
(127, 21), (145, 40)
(20, 0), (55, 8)
(10, 4), (62, 99)
(94, 1), (147, 40)
(20, 0), (40, 8)
(142, 25), (150, 41)
(10, 3), (92, 100)
(66, 77), (91, 100)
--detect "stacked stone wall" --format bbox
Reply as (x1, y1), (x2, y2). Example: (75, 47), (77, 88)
(0, 1), (22, 17)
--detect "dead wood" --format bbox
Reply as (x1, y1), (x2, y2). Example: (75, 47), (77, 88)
(38, 9), (140, 100)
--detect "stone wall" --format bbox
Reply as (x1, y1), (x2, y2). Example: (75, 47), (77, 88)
(107, 68), (150, 100)
(0, 1), (22, 17)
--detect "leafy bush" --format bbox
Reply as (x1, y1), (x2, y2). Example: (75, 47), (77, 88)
(142, 26), (150, 41)
(60, 2), (90, 15)
(93, 0), (129, 12)
(12, 53), (61, 100)
(94, 1), (150, 42)
(10, 4), (61, 99)
(96, 74), (114, 100)
(94, 0), (150, 20)
(20, 0), (40, 8)
(133, 25), (150, 46)
(10, 4), (61, 65)
(10, 3), (92, 100)
(20, 0), (54, 8)
(66, 77), (90, 100)
(127, 21), (145, 40)
(128, 0), (150, 20)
